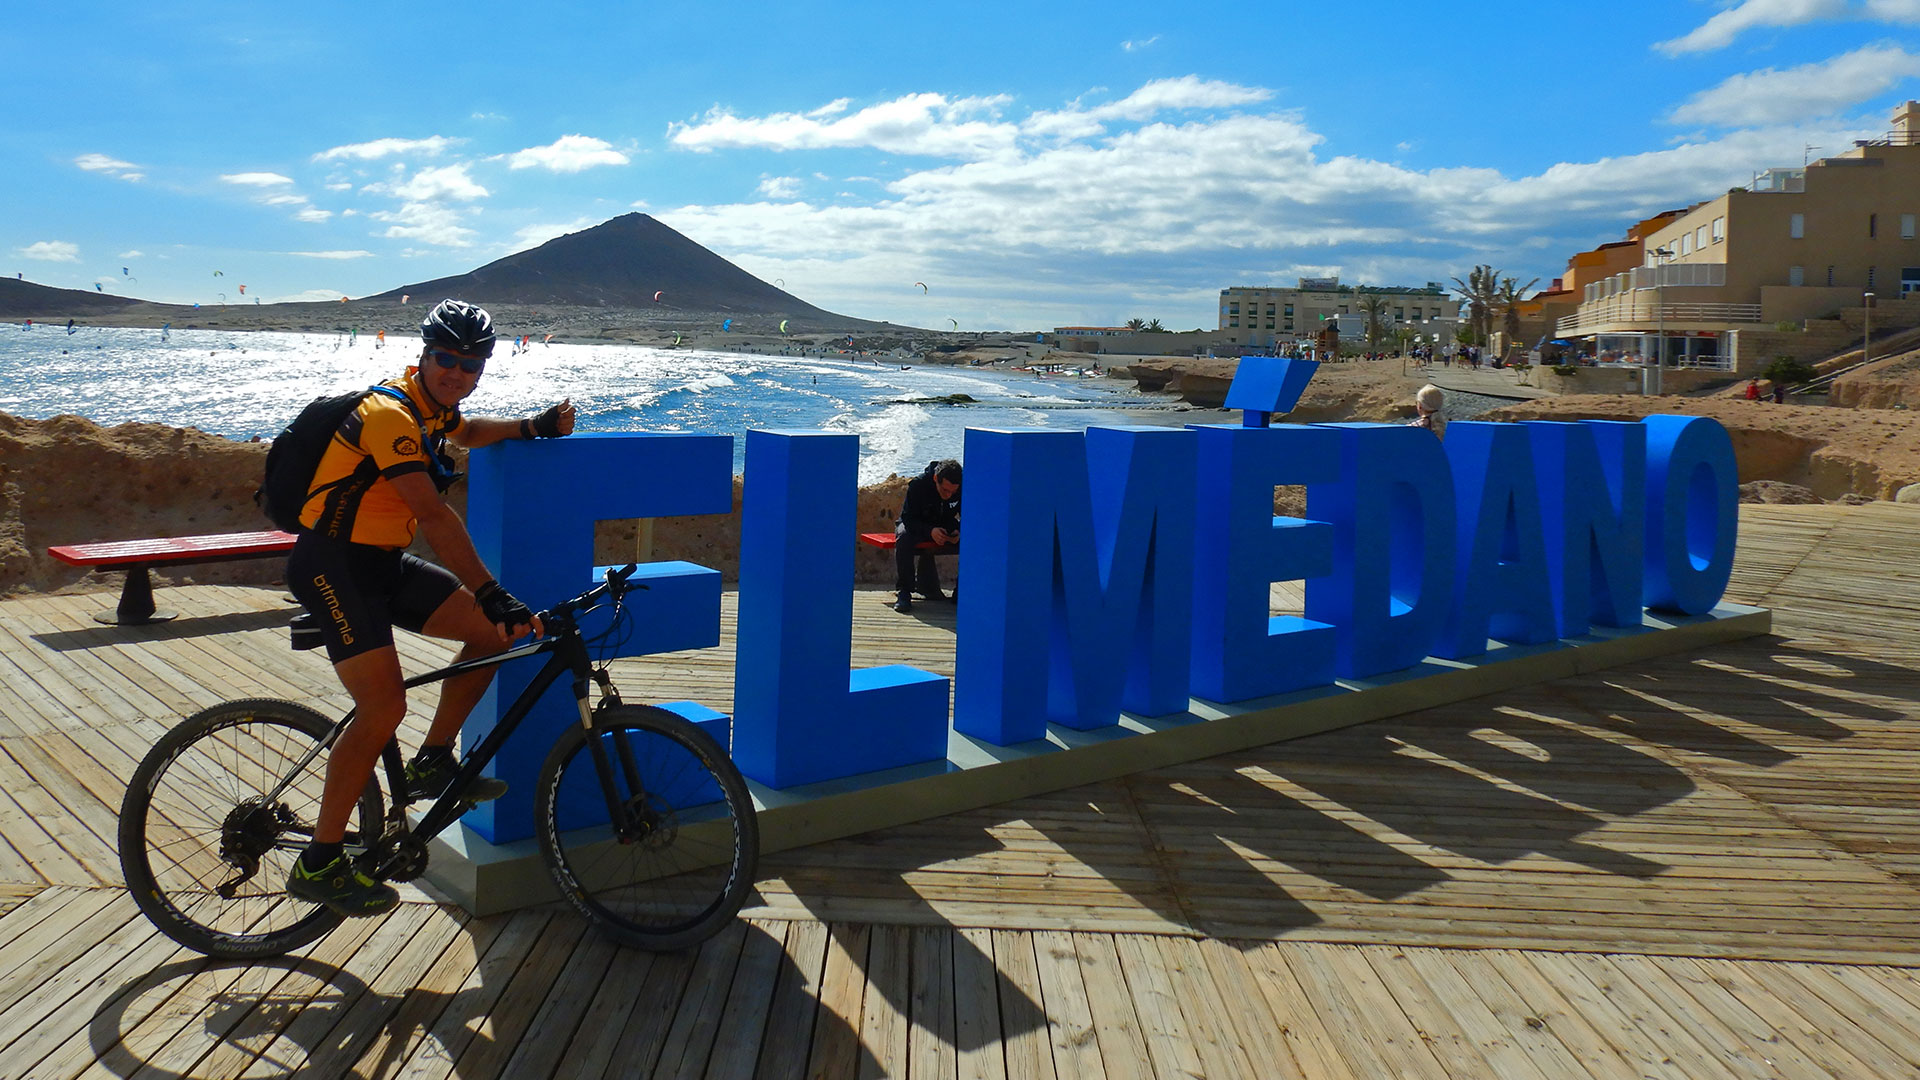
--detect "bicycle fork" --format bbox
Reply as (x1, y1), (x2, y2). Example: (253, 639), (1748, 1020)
(576, 671), (656, 844)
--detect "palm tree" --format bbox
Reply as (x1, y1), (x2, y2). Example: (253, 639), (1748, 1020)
(1145, 318), (1164, 332)
(1495, 275), (1540, 353)
(1357, 294), (1390, 348)
(1125, 318), (1147, 331)
(1450, 265), (1503, 346)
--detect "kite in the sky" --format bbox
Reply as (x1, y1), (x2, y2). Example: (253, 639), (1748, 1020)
(213, 270), (223, 277)
(722, 318), (732, 332)
(914, 282), (928, 293)
(401, 294), (410, 304)
(238, 285), (246, 295)
(653, 291), (663, 303)
(779, 319), (788, 334)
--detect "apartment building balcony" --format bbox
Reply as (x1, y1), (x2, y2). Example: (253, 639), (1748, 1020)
(1556, 297), (1763, 336)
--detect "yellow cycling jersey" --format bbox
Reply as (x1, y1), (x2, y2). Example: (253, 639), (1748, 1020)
(298, 370), (465, 548)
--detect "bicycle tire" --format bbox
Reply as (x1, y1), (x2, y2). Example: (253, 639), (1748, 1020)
(535, 704), (759, 951)
(118, 697), (387, 959)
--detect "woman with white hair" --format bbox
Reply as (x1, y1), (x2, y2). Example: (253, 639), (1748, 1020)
(1408, 384), (1445, 436)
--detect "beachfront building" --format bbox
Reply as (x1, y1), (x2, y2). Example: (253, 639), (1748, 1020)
(1554, 99), (1920, 379)
(1218, 278), (1458, 352)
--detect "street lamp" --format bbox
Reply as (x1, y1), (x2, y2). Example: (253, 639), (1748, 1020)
(1651, 246), (1675, 395)
(1864, 291), (1875, 366)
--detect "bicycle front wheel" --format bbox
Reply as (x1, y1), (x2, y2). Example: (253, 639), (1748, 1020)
(118, 698), (387, 959)
(536, 704), (759, 951)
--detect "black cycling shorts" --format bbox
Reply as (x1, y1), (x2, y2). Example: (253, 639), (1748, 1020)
(286, 534), (462, 664)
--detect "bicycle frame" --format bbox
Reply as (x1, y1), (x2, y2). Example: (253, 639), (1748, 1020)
(258, 587), (633, 870)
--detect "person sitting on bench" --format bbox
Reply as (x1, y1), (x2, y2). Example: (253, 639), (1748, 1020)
(894, 458), (962, 613)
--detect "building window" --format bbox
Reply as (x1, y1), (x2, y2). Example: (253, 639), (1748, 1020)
(1283, 304), (1293, 317)
(1827, 265), (1836, 286)
(1712, 216), (1725, 242)
(1870, 213), (1878, 238)
(1228, 303), (1239, 315)
(1790, 213), (1804, 239)
(1229, 318), (1239, 327)
(1789, 265), (1805, 286)
(1903, 214), (1916, 239)
(1868, 266), (1877, 289)
(1680, 234), (1692, 255)
(1695, 226), (1707, 248)
(1394, 307), (1404, 320)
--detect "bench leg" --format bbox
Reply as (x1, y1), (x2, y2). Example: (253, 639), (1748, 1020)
(95, 567), (178, 626)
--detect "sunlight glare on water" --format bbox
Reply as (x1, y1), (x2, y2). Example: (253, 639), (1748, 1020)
(0, 326), (1202, 483)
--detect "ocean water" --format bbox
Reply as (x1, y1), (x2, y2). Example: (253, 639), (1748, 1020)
(0, 326), (1210, 484)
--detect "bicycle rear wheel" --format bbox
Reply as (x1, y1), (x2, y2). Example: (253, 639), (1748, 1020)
(118, 698), (388, 959)
(535, 704), (759, 951)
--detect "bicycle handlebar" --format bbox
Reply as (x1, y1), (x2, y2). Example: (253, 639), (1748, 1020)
(538, 562), (646, 626)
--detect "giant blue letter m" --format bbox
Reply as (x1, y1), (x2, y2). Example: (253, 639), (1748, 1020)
(954, 426), (1197, 743)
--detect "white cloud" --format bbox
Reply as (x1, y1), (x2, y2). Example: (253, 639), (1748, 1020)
(1121, 34), (1161, 51)
(652, 76), (1892, 328)
(371, 163), (489, 201)
(312, 136), (456, 162)
(1670, 44), (1920, 126)
(671, 79), (1272, 160)
(756, 175), (803, 199)
(1654, 0), (1847, 55)
(221, 171), (295, 186)
(261, 193), (308, 206)
(1864, 0), (1920, 16)
(325, 181), (354, 191)
(285, 250), (373, 259)
(18, 241), (80, 262)
(75, 153), (143, 181)
(118, 249), (143, 259)
(370, 202), (477, 246)
(506, 134), (630, 172)
(294, 207), (333, 223)
(273, 288), (359, 303)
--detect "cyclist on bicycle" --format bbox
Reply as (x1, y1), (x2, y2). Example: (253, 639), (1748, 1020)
(284, 298), (575, 916)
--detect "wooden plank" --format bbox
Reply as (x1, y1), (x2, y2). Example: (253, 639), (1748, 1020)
(701, 918), (790, 1080)
(1645, 955), (1858, 1080)
(989, 930), (1057, 1080)
(592, 940), (702, 1080)
(1027, 929), (1105, 1080)
(908, 925), (958, 1080)
(535, 940), (658, 1080)
(1538, 952), (1747, 1080)
(1297, 943), (1451, 1080)
(857, 924), (912, 1080)
(1241, 942), (1364, 1080)
(1067, 933), (1151, 1080)
(652, 918), (750, 1080)
(1351, 941), (1497, 1076)
(953, 927), (1008, 1080)
(805, 923), (872, 1080)
(489, 926), (621, 1080)
(1445, 949), (1645, 1080)
(1192, 938), (1306, 1080)
(750, 919), (828, 1080)
(439, 911), (590, 1080)
(1154, 935), (1267, 1080)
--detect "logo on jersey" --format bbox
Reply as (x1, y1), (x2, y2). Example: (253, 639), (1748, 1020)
(392, 435), (420, 457)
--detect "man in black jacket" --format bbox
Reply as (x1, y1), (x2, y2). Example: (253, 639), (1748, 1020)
(894, 458), (962, 613)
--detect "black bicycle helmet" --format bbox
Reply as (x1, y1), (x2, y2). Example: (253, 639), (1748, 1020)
(420, 298), (496, 358)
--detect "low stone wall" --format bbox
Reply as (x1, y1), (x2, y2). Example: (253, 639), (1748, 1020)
(0, 411), (922, 597)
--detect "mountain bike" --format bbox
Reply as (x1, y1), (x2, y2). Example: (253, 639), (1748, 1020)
(117, 564), (759, 960)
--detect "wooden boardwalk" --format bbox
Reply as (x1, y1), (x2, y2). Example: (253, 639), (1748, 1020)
(2, 502), (1919, 1078)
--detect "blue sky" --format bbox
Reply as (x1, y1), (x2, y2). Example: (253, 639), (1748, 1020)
(6, 0), (1919, 330)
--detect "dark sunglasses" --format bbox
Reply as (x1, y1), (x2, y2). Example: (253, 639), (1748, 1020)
(428, 348), (486, 374)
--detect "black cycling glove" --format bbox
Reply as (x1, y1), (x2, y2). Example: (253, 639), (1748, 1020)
(475, 580), (533, 631)
(528, 403), (567, 439)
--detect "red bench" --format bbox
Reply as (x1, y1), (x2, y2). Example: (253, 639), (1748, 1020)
(47, 530), (298, 625)
(857, 532), (958, 556)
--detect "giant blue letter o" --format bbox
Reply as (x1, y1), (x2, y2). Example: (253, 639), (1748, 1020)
(1642, 415), (1737, 615)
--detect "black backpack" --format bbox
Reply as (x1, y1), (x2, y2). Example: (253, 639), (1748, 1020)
(255, 385), (456, 533)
